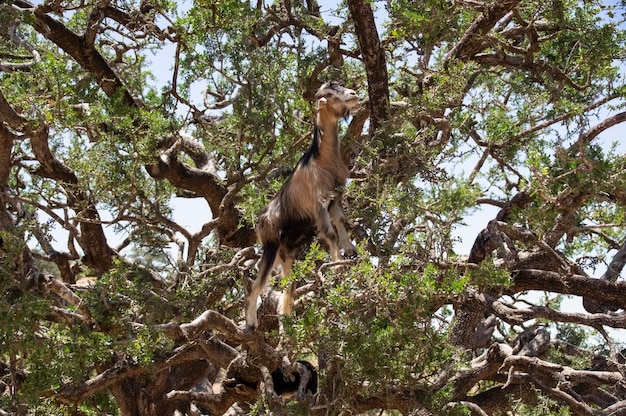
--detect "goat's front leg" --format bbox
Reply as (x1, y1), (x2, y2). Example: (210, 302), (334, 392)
(328, 197), (357, 258)
(316, 203), (341, 261)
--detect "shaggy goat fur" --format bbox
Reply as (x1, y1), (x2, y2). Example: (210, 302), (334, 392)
(245, 81), (359, 329)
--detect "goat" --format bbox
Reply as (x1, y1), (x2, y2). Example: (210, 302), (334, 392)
(245, 81), (359, 329)
(270, 360), (318, 400)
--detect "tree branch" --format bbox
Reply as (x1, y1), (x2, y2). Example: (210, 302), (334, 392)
(346, 0), (389, 132)
(30, 2), (136, 107)
(444, 0), (522, 64)
(510, 269), (626, 310)
(601, 239), (626, 283)
(577, 111), (626, 147)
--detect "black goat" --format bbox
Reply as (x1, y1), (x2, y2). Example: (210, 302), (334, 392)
(271, 360), (318, 399)
(245, 81), (359, 329)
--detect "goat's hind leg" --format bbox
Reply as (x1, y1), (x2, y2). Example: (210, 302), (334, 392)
(276, 254), (298, 350)
(277, 255), (295, 316)
(245, 242), (278, 329)
(245, 271), (266, 329)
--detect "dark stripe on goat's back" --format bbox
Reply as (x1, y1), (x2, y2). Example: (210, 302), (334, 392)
(300, 125), (321, 166)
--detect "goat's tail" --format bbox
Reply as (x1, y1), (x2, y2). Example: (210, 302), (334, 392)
(245, 239), (278, 328)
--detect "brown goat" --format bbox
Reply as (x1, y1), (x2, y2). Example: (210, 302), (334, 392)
(245, 81), (359, 329)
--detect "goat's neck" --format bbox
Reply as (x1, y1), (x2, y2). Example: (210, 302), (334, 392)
(315, 111), (341, 162)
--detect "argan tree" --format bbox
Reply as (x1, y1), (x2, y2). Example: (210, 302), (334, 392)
(2, 0), (626, 414)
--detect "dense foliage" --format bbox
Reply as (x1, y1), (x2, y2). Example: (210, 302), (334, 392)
(2, 0), (626, 414)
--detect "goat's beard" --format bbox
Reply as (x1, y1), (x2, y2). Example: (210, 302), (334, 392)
(344, 101), (361, 120)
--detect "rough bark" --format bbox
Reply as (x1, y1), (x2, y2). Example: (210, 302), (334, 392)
(346, 0), (389, 132)
(444, 0), (523, 64)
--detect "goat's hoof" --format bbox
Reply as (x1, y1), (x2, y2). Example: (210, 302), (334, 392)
(343, 250), (358, 260)
(244, 320), (259, 331)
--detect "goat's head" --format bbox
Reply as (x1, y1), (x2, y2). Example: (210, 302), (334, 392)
(315, 81), (360, 120)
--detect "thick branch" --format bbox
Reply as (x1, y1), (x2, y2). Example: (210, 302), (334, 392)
(51, 343), (210, 404)
(144, 155), (256, 247)
(601, 239), (626, 283)
(30, 4), (136, 107)
(43, 276), (93, 324)
(487, 295), (626, 329)
(29, 125), (113, 272)
(453, 343), (513, 399)
(445, 0), (522, 64)
(501, 355), (623, 386)
(577, 111), (626, 146)
(0, 87), (28, 130)
(346, 0), (389, 132)
(165, 386), (257, 415)
(157, 309), (277, 362)
(0, 124), (16, 189)
(510, 269), (626, 310)
(469, 191), (532, 263)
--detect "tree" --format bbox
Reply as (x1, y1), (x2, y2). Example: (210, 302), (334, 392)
(1, 0), (626, 414)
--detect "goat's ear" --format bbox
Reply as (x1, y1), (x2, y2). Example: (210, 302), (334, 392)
(316, 97), (328, 109)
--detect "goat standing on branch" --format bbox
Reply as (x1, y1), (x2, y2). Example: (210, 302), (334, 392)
(245, 81), (360, 329)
